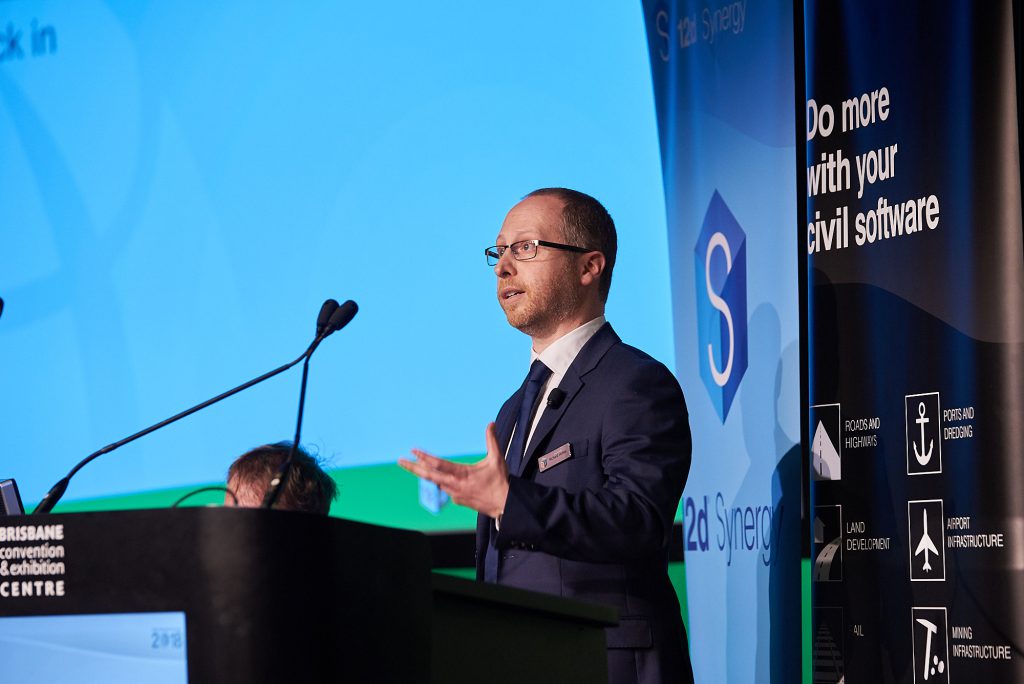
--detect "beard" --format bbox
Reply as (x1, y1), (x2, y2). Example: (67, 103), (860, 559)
(500, 260), (582, 337)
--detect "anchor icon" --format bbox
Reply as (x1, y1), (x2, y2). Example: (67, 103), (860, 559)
(914, 401), (933, 465)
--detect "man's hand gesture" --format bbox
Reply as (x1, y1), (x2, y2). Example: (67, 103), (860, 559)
(398, 423), (510, 518)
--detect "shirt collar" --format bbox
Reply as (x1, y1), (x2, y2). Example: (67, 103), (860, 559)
(530, 316), (606, 376)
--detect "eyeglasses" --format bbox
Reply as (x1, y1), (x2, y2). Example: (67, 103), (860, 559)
(484, 239), (592, 266)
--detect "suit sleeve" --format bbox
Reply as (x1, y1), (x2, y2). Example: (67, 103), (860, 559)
(495, 360), (691, 563)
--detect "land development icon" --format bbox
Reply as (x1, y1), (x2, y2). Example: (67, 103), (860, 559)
(813, 505), (843, 582)
(906, 392), (942, 475)
(912, 607), (949, 683)
(908, 500), (946, 581)
(810, 403), (842, 481)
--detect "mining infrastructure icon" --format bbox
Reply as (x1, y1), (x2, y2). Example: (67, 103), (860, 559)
(912, 607), (949, 684)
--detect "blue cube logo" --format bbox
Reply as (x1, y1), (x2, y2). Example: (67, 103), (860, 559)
(694, 191), (747, 422)
(418, 477), (450, 515)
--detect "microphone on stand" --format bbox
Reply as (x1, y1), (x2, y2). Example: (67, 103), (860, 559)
(262, 300), (358, 509)
(316, 298), (340, 336)
(33, 299), (352, 515)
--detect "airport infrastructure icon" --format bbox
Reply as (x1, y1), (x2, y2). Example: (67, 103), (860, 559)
(908, 500), (946, 582)
(813, 505), (843, 582)
(810, 403), (842, 481)
(906, 392), (942, 475)
(912, 607), (949, 684)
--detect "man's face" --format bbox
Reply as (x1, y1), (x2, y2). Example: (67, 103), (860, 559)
(494, 195), (582, 338)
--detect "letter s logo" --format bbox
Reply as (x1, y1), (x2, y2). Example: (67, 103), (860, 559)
(694, 191), (747, 422)
(705, 232), (733, 387)
(655, 9), (670, 62)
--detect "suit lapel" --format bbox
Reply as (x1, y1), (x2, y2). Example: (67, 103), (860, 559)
(514, 371), (583, 477)
(516, 323), (621, 476)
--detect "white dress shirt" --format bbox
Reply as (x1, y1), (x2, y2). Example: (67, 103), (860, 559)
(506, 315), (607, 458)
(497, 316), (605, 528)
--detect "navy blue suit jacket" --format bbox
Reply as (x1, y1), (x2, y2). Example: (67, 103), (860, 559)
(475, 324), (694, 684)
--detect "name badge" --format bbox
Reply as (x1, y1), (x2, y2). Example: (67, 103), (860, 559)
(537, 443), (572, 472)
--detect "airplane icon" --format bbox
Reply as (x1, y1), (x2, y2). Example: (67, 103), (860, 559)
(915, 509), (939, 572)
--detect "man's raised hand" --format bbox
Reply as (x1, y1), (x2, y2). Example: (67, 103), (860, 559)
(398, 423), (509, 518)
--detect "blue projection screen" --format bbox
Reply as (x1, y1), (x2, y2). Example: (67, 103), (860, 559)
(0, 3), (674, 505)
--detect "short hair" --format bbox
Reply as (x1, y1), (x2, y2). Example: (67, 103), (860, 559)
(526, 187), (617, 301)
(227, 442), (338, 515)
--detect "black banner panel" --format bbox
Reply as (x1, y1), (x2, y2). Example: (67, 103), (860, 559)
(805, 1), (1024, 683)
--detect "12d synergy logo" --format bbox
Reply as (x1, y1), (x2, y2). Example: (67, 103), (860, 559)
(695, 191), (748, 422)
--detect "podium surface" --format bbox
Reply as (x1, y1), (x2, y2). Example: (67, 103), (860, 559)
(0, 509), (615, 682)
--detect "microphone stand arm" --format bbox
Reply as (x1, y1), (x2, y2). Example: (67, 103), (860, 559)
(33, 350), (311, 515)
(260, 353), (313, 510)
(261, 303), (352, 509)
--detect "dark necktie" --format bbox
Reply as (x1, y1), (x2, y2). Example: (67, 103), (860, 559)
(483, 359), (552, 583)
(504, 360), (552, 477)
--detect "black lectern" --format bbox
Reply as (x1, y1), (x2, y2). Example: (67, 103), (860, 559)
(0, 509), (614, 683)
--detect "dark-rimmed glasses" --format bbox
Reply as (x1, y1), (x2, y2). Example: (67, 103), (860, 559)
(485, 240), (592, 266)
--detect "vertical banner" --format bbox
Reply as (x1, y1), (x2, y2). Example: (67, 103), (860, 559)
(805, 2), (1024, 682)
(643, 2), (802, 682)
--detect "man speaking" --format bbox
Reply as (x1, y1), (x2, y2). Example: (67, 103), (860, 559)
(400, 188), (693, 684)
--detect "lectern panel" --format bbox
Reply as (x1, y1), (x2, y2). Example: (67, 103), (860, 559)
(0, 509), (433, 683)
(0, 611), (187, 683)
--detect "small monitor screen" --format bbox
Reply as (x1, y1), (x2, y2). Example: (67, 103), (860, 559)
(0, 480), (24, 516)
(0, 611), (187, 682)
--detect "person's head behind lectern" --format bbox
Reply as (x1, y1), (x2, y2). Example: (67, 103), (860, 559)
(225, 442), (338, 515)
